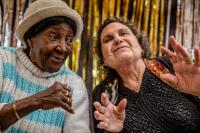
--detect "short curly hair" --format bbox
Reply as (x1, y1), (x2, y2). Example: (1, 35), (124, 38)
(95, 17), (152, 82)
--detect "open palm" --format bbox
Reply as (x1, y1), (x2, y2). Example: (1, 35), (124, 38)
(161, 36), (200, 96)
(93, 93), (127, 132)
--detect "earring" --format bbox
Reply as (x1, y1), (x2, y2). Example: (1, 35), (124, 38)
(29, 50), (32, 57)
(141, 50), (144, 57)
(103, 63), (108, 67)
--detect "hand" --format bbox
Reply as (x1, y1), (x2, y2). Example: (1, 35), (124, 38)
(93, 93), (127, 132)
(34, 82), (74, 113)
(160, 35), (200, 96)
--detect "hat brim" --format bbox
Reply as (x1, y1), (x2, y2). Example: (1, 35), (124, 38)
(16, 6), (83, 46)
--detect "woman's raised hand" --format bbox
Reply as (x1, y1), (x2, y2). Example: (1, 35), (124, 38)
(93, 93), (127, 132)
(161, 35), (200, 96)
(34, 82), (74, 113)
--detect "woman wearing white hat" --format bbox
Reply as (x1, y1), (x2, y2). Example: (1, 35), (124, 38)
(0, 0), (90, 132)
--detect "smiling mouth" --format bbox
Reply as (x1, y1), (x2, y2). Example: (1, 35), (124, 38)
(50, 56), (64, 63)
(113, 46), (129, 52)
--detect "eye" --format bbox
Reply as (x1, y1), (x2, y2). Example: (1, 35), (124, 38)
(48, 32), (57, 41)
(119, 31), (129, 36)
(65, 37), (73, 46)
(103, 37), (112, 43)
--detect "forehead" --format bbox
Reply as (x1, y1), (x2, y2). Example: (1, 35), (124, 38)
(46, 23), (74, 33)
(101, 22), (131, 37)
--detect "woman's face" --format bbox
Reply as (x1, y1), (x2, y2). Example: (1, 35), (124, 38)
(28, 23), (74, 73)
(100, 22), (143, 69)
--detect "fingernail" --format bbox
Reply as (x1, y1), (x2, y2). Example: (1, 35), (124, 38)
(97, 124), (100, 129)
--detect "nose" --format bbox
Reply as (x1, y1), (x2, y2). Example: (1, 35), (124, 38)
(113, 35), (123, 45)
(56, 40), (67, 53)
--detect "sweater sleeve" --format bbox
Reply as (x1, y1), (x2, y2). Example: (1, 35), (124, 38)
(0, 47), (3, 92)
(0, 48), (6, 111)
(63, 77), (90, 133)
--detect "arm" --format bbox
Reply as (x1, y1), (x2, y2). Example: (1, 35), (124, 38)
(0, 82), (73, 131)
(63, 78), (90, 133)
(160, 35), (200, 96)
(0, 95), (43, 131)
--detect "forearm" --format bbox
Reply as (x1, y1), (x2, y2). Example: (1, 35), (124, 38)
(0, 95), (42, 131)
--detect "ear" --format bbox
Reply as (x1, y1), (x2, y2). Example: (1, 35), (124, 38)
(103, 58), (108, 67)
(27, 38), (34, 49)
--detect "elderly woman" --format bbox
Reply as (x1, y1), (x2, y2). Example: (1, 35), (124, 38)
(92, 17), (200, 132)
(0, 0), (90, 132)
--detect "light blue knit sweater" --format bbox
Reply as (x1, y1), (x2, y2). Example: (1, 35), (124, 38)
(0, 46), (90, 133)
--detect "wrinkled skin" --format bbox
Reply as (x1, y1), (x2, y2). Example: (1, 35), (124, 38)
(0, 23), (75, 131)
(100, 22), (143, 70)
(93, 93), (127, 132)
(28, 23), (75, 112)
(28, 23), (74, 73)
(37, 81), (73, 113)
(161, 35), (200, 96)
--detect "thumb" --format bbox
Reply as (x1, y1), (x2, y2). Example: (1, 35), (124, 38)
(161, 73), (178, 88)
(116, 99), (127, 113)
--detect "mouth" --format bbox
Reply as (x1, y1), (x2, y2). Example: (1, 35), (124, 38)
(49, 56), (65, 63)
(113, 46), (129, 52)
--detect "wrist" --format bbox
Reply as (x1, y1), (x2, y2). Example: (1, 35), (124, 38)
(13, 102), (21, 120)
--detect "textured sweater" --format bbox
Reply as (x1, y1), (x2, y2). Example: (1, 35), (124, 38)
(0, 46), (90, 133)
(93, 58), (200, 133)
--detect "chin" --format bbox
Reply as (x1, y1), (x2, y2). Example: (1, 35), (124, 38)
(46, 66), (62, 73)
(118, 53), (133, 59)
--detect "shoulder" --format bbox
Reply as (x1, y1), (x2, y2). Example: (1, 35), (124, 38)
(62, 67), (87, 93)
(63, 67), (82, 80)
(0, 46), (18, 65)
(93, 79), (107, 95)
(153, 56), (174, 73)
(92, 80), (107, 101)
(145, 56), (174, 74)
(93, 78), (118, 103)
(0, 46), (17, 55)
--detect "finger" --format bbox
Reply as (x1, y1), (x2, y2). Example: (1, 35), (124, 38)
(66, 97), (72, 106)
(194, 48), (200, 67)
(101, 93), (110, 106)
(65, 90), (69, 96)
(160, 46), (173, 56)
(97, 122), (108, 129)
(63, 84), (71, 91)
(160, 46), (177, 64)
(59, 101), (74, 114)
(54, 85), (71, 98)
(169, 36), (179, 50)
(58, 92), (72, 106)
(161, 73), (178, 89)
(93, 101), (105, 114)
(169, 36), (185, 61)
(117, 99), (127, 113)
(169, 36), (192, 63)
(94, 111), (106, 121)
(64, 90), (72, 98)
(53, 83), (69, 95)
(53, 82), (67, 91)
(63, 84), (72, 97)
(176, 44), (192, 61)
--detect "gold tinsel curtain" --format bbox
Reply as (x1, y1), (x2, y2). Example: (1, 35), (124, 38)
(0, 0), (199, 132)
(0, 0), (200, 91)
